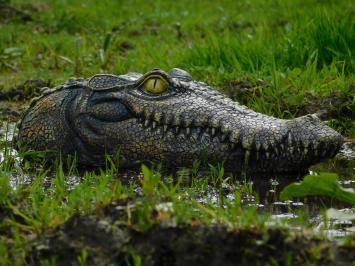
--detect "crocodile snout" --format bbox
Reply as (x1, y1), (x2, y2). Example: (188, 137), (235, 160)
(285, 114), (344, 159)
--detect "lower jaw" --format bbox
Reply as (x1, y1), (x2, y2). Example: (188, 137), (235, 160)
(113, 151), (323, 175)
(223, 149), (333, 174)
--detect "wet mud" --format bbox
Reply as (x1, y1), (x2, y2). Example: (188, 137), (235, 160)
(0, 79), (48, 101)
(27, 206), (355, 266)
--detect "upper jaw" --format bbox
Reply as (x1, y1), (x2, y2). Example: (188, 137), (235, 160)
(284, 114), (344, 156)
(110, 70), (344, 171)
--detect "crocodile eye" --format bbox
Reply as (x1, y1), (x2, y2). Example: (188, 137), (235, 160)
(143, 77), (168, 94)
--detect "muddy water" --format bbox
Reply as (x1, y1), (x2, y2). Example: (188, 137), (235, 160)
(1, 122), (354, 238)
(189, 144), (354, 238)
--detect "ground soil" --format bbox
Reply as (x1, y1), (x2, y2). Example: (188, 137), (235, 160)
(26, 203), (355, 266)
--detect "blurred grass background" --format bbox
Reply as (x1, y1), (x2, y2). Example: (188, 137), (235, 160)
(0, 0), (354, 135)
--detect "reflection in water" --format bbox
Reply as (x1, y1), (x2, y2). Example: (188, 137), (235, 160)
(0, 122), (16, 142)
(1, 123), (354, 239)
(338, 142), (355, 160)
(0, 122), (18, 164)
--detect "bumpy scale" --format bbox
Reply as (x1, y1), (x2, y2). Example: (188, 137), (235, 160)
(17, 68), (344, 173)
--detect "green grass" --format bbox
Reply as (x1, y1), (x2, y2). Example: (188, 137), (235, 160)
(0, 0), (355, 264)
(1, 0), (354, 135)
(0, 157), (270, 264)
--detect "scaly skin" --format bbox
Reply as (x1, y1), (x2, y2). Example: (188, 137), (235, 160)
(17, 68), (344, 173)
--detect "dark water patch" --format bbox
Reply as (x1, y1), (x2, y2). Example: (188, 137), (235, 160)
(183, 173), (354, 238)
(0, 122), (17, 142)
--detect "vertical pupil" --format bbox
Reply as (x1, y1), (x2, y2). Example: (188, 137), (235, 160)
(144, 77), (166, 93)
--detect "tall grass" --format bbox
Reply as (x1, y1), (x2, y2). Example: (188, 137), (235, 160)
(182, 11), (354, 76)
(178, 9), (354, 134)
(281, 11), (354, 73)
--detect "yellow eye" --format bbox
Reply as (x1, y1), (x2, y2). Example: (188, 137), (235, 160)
(143, 77), (168, 94)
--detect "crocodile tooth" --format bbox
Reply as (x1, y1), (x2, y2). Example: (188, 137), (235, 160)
(174, 126), (180, 134)
(144, 109), (151, 119)
(152, 121), (157, 129)
(211, 118), (219, 129)
(154, 113), (162, 123)
(303, 141), (309, 148)
(221, 126), (229, 134)
(256, 143), (261, 151)
(256, 151), (260, 161)
(184, 119), (192, 128)
(304, 148), (308, 155)
(242, 140), (250, 150)
(163, 125), (169, 133)
(186, 127), (191, 136)
(211, 128), (216, 137)
(144, 119), (150, 127)
(265, 152), (270, 159)
(173, 115), (180, 126)
(230, 143), (236, 150)
(280, 144), (285, 151)
(274, 148), (279, 156)
(287, 133), (292, 146)
(262, 144), (269, 151)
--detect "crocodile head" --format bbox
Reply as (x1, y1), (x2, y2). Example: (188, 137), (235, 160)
(17, 68), (343, 173)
